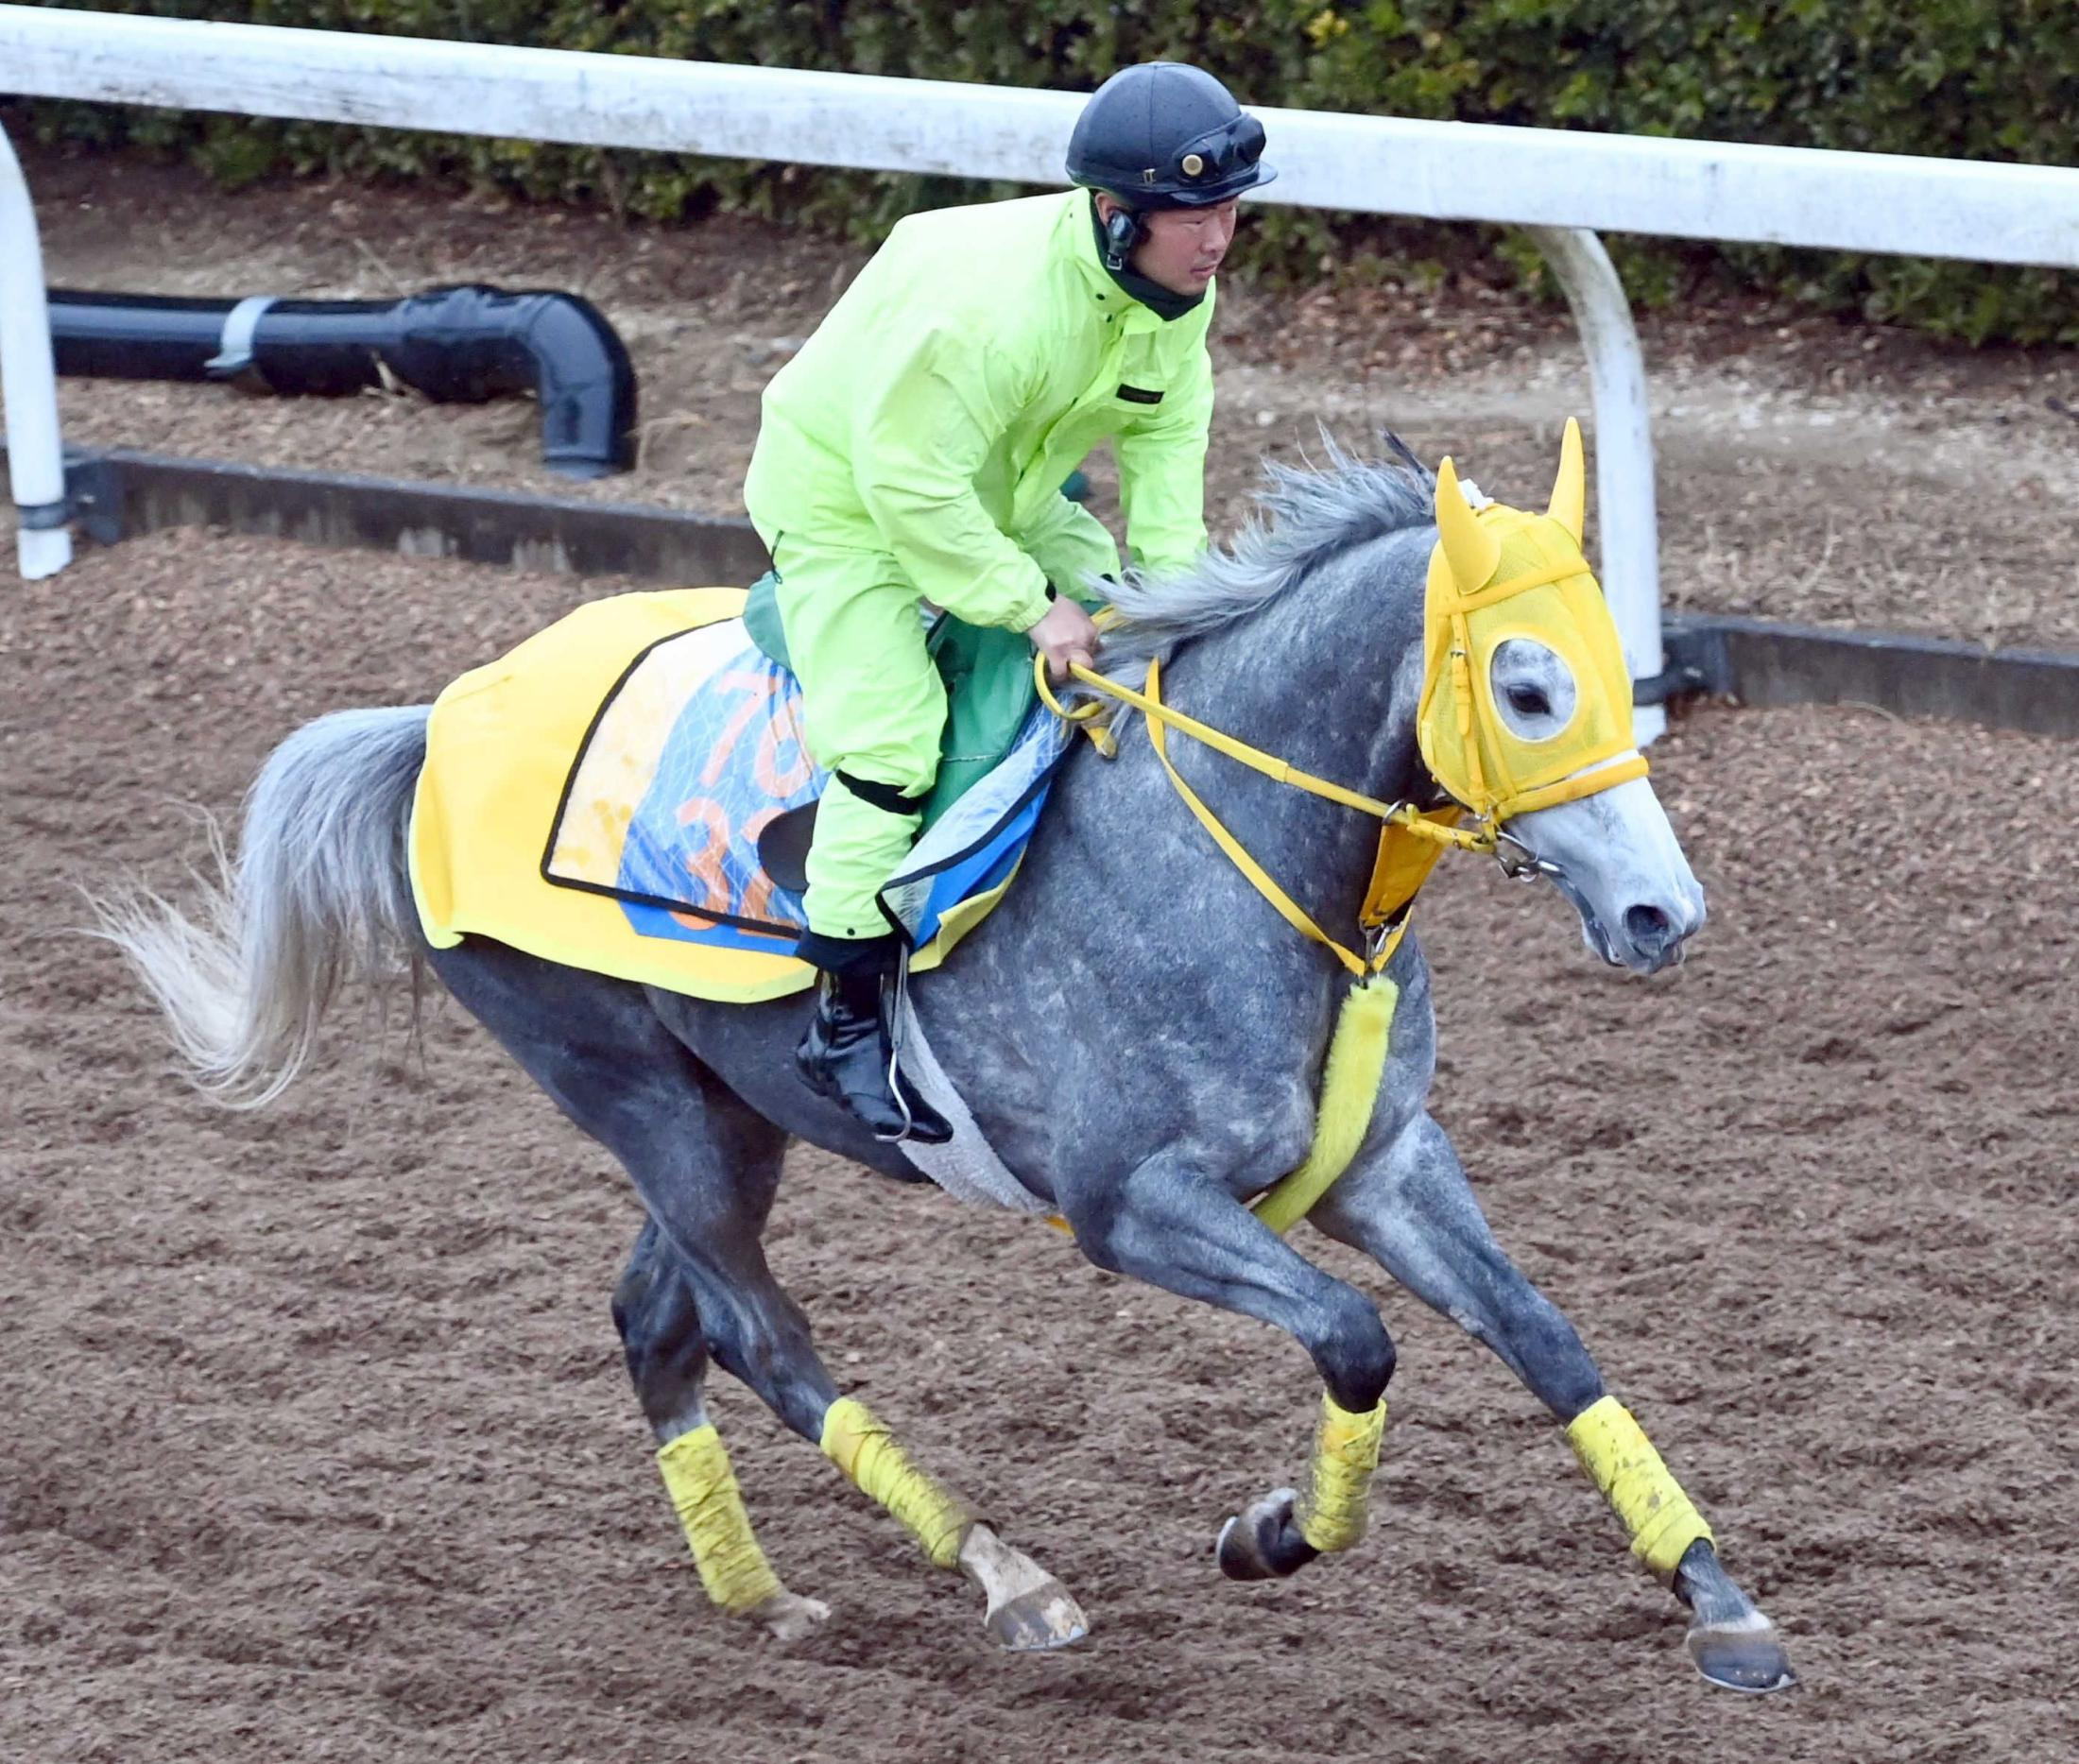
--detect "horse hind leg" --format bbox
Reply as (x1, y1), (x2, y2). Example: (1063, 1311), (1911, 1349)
(613, 1219), (829, 1641)
(431, 938), (1084, 1650)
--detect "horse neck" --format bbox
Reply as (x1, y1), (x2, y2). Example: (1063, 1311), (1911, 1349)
(1147, 530), (1432, 923)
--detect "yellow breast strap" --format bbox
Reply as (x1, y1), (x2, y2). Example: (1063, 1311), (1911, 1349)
(1035, 652), (1471, 1232)
(1250, 968), (1399, 1233)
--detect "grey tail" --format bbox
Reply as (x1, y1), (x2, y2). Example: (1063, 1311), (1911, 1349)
(89, 705), (433, 1108)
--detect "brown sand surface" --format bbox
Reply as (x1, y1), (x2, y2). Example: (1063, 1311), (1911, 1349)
(3, 522), (2074, 1763)
(5, 146), (2078, 1763)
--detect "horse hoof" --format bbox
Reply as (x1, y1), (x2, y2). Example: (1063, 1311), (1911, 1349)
(749, 1590), (833, 1643)
(1215, 1486), (1320, 1582)
(1687, 1615), (1798, 1694)
(958, 1524), (1089, 1651)
(984, 1576), (1090, 1652)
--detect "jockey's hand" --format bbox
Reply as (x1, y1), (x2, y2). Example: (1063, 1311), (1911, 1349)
(1026, 593), (1102, 682)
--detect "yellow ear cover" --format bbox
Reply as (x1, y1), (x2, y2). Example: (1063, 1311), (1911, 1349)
(657, 1424), (784, 1612)
(1546, 417), (1586, 544)
(1434, 455), (1502, 592)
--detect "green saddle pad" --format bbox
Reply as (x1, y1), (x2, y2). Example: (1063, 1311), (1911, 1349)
(743, 569), (1038, 830)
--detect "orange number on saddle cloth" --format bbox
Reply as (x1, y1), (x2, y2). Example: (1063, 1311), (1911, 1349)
(755, 696), (816, 798)
(670, 667), (818, 931)
(736, 806), (788, 927)
(702, 670), (781, 789)
(673, 796), (735, 923)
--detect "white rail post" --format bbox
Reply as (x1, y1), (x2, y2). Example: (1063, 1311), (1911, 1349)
(0, 116), (70, 580)
(1520, 225), (1662, 746)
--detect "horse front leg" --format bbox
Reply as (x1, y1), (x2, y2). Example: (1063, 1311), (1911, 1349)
(1062, 1156), (1399, 1583)
(1309, 1112), (1797, 1693)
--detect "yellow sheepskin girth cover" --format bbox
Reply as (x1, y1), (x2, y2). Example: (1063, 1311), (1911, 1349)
(407, 588), (1010, 1004)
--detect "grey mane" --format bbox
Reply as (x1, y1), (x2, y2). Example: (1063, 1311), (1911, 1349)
(1094, 431), (1436, 683)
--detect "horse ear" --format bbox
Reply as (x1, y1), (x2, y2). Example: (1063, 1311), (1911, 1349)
(1547, 417), (1586, 545)
(1435, 455), (1501, 591)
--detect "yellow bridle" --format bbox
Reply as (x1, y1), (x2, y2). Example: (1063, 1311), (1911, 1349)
(1034, 424), (1645, 975)
(1029, 422), (1641, 1230)
(1037, 651), (1477, 976)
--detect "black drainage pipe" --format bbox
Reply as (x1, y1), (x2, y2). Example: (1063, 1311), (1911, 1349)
(47, 283), (638, 479)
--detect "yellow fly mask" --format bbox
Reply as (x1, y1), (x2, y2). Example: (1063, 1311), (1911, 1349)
(1415, 419), (1647, 825)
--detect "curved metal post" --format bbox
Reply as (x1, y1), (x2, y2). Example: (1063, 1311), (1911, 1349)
(1520, 225), (1662, 745)
(0, 117), (70, 579)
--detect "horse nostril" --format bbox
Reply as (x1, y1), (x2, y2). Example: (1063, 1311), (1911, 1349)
(1624, 904), (1673, 950)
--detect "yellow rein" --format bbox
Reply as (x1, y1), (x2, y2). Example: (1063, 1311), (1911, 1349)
(1035, 653), (1485, 977)
(1028, 642), (1624, 1235)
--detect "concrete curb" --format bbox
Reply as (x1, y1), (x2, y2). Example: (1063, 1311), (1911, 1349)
(34, 441), (771, 585)
(1663, 611), (2079, 741)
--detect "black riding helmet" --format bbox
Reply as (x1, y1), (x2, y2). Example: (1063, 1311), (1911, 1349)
(1065, 62), (1277, 211)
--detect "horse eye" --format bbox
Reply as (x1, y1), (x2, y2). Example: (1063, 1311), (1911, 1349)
(1506, 684), (1552, 718)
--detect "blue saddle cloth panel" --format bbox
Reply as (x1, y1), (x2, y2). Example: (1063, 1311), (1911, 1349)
(546, 623), (1055, 955)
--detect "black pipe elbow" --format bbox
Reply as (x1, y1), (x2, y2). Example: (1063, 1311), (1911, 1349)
(384, 286), (639, 479)
(47, 283), (639, 479)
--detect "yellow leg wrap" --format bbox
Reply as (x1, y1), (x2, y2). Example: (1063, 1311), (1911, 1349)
(1296, 1389), (1389, 1552)
(1566, 1395), (1715, 1582)
(819, 1396), (971, 1569)
(656, 1423), (783, 1613)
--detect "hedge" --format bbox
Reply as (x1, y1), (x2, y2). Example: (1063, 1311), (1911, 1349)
(13, 1), (2079, 343)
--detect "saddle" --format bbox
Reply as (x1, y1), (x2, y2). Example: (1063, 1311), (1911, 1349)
(408, 587), (1065, 1004)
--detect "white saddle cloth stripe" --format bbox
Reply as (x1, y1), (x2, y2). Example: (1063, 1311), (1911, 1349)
(892, 994), (1050, 1214)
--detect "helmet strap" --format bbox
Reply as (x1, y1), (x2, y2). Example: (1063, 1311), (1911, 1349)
(1100, 203), (1142, 272)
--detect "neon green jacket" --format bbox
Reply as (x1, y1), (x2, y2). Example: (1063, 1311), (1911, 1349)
(743, 190), (1217, 633)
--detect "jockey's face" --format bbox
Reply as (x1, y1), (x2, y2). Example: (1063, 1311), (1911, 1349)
(1099, 195), (1240, 297)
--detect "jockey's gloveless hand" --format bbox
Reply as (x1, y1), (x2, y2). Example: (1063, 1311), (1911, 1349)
(1027, 594), (1102, 681)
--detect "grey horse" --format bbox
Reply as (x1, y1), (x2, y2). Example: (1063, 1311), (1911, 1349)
(100, 440), (1796, 1692)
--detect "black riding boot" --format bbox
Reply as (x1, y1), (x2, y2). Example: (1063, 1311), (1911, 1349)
(794, 941), (953, 1145)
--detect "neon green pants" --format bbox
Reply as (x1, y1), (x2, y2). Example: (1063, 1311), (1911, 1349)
(754, 497), (1118, 946)
(765, 536), (946, 942)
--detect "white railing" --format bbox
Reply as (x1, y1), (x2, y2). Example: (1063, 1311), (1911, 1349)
(6, 8), (2078, 733)
(0, 119), (66, 579)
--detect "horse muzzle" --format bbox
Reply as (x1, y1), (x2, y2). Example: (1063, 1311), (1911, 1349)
(1538, 859), (1705, 976)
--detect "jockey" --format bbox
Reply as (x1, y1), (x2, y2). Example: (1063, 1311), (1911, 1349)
(742, 61), (1275, 1142)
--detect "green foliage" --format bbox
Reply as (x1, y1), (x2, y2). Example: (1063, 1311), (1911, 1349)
(13, 0), (2079, 341)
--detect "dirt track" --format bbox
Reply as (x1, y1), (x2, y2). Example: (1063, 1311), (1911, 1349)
(5, 152), (2079, 1763)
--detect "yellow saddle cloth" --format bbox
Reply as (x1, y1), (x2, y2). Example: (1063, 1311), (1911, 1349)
(407, 588), (1034, 1003)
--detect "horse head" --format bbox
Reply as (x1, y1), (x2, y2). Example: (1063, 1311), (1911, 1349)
(1420, 421), (1704, 975)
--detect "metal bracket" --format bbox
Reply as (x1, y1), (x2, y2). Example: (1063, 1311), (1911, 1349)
(1632, 662), (1710, 707)
(60, 448), (123, 543)
(12, 496), (67, 530)
(0, 440), (124, 539)
(203, 294), (276, 378)
(1639, 618), (1737, 706)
